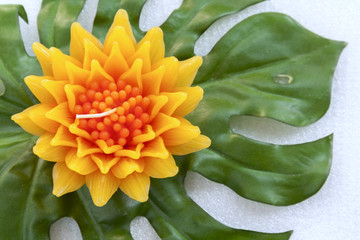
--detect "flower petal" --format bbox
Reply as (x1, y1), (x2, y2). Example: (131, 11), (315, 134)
(46, 102), (74, 127)
(83, 39), (108, 70)
(53, 162), (85, 197)
(91, 153), (120, 174)
(86, 170), (121, 207)
(27, 104), (59, 133)
(132, 125), (155, 144)
(64, 84), (86, 113)
(141, 137), (169, 159)
(24, 76), (56, 103)
(148, 95), (168, 121)
(33, 132), (68, 162)
(104, 42), (129, 80)
(175, 56), (203, 87)
(95, 140), (123, 154)
(107, 9), (136, 45)
(119, 172), (150, 202)
(168, 134), (211, 155)
(65, 148), (97, 175)
(120, 58), (143, 90)
(161, 117), (200, 146)
(128, 41), (151, 73)
(173, 86), (204, 117)
(111, 157), (145, 179)
(32, 42), (53, 76)
(49, 47), (82, 80)
(114, 143), (144, 159)
(104, 26), (135, 58)
(51, 125), (77, 147)
(41, 79), (67, 104)
(11, 106), (45, 136)
(87, 59), (114, 88)
(69, 119), (92, 141)
(142, 65), (165, 96)
(151, 113), (180, 136)
(160, 92), (187, 116)
(66, 61), (90, 86)
(143, 154), (178, 178)
(137, 27), (164, 64)
(152, 57), (179, 92)
(70, 22), (103, 62)
(76, 137), (102, 158)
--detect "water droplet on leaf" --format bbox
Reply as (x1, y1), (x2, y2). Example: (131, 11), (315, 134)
(274, 74), (293, 84)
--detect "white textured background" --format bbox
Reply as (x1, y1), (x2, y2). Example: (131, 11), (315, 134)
(0, 0), (359, 239)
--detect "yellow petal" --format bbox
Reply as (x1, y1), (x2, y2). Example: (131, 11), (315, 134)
(76, 137), (102, 158)
(65, 148), (97, 175)
(49, 47), (81, 80)
(51, 125), (77, 147)
(95, 140), (123, 154)
(152, 57), (179, 92)
(168, 134), (211, 155)
(161, 118), (200, 146)
(104, 42), (129, 80)
(141, 137), (169, 159)
(64, 84), (86, 113)
(119, 172), (150, 202)
(11, 107), (45, 136)
(142, 65), (165, 96)
(66, 61), (90, 86)
(148, 95), (168, 121)
(111, 157), (145, 179)
(69, 119), (92, 141)
(33, 132), (68, 162)
(114, 143), (144, 159)
(70, 22), (103, 62)
(41, 80), (67, 104)
(106, 9), (136, 46)
(175, 56), (203, 87)
(160, 92), (187, 116)
(104, 26), (135, 58)
(143, 154), (178, 178)
(83, 39), (108, 70)
(151, 113), (180, 136)
(91, 153), (120, 174)
(137, 27), (164, 64)
(120, 58), (143, 90)
(128, 41), (151, 73)
(86, 170), (121, 207)
(27, 104), (59, 133)
(52, 162), (85, 197)
(32, 42), (53, 76)
(24, 76), (56, 103)
(173, 86), (204, 117)
(132, 125), (155, 144)
(46, 102), (74, 127)
(87, 60), (114, 88)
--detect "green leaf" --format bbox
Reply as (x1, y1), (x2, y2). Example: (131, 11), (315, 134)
(92, 0), (147, 42)
(37, 0), (86, 53)
(186, 12), (345, 205)
(0, 5), (41, 107)
(161, 0), (265, 59)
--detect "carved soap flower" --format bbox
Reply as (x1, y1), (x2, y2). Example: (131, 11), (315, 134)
(11, 9), (210, 207)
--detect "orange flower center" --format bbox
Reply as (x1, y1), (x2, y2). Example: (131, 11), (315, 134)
(74, 79), (150, 148)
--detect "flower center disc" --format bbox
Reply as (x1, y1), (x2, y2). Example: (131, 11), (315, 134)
(75, 79), (150, 148)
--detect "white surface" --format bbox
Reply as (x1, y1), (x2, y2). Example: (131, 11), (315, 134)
(0, 0), (359, 239)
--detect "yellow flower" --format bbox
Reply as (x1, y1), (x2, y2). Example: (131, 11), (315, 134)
(11, 10), (210, 206)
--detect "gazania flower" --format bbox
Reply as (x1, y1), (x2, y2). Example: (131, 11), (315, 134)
(11, 9), (210, 206)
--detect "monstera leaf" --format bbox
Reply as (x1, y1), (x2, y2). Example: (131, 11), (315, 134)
(0, 0), (345, 239)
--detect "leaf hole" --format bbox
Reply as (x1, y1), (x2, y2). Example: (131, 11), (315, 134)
(50, 217), (83, 240)
(230, 115), (333, 145)
(130, 216), (161, 240)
